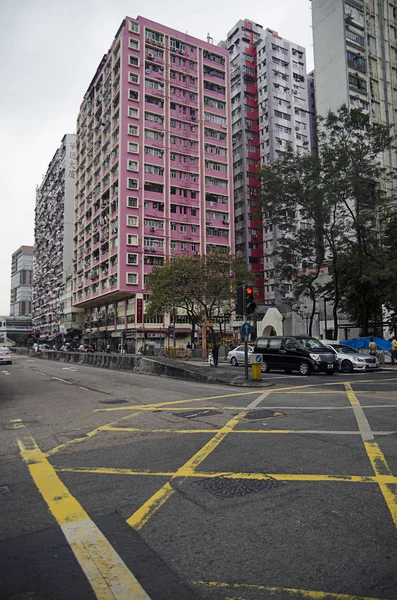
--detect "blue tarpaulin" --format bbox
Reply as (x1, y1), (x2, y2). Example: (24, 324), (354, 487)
(340, 337), (392, 351)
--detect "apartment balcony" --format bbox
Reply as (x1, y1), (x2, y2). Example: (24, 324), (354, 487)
(144, 101), (164, 115)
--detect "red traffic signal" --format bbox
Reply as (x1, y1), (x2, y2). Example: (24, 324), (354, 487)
(35, 330), (40, 338)
(246, 286), (256, 315)
(27, 332), (32, 338)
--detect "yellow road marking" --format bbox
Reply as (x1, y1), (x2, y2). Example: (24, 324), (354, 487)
(345, 383), (397, 528)
(18, 431), (150, 600)
(192, 580), (385, 600)
(46, 412), (140, 457)
(55, 465), (391, 484)
(94, 378), (397, 413)
(126, 411), (246, 530)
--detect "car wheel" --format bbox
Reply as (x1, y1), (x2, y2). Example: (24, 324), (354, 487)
(230, 356), (238, 366)
(341, 360), (353, 373)
(299, 361), (311, 376)
(261, 360), (269, 373)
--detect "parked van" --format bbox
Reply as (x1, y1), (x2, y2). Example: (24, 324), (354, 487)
(253, 336), (338, 376)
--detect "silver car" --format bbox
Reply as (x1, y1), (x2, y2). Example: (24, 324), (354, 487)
(227, 344), (254, 366)
(326, 343), (380, 373)
(0, 347), (12, 364)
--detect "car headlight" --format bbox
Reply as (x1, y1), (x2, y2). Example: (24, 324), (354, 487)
(310, 353), (321, 361)
(353, 358), (365, 363)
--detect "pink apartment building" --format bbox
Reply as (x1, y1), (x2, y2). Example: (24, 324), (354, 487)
(73, 16), (234, 349)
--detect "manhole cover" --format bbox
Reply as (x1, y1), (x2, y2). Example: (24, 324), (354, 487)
(194, 476), (286, 499)
(0, 485), (10, 494)
(245, 410), (284, 420)
(174, 409), (223, 419)
(98, 399), (129, 405)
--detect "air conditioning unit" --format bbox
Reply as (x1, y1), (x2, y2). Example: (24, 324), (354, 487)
(148, 53), (154, 58)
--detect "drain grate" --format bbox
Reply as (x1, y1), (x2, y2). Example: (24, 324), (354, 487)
(194, 476), (286, 499)
(245, 409), (284, 420)
(98, 399), (129, 405)
(174, 409), (223, 419)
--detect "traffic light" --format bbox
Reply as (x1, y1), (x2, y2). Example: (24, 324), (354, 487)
(35, 330), (40, 339)
(236, 286), (244, 316)
(27, 331), (31, 339)
(246, 286), (256, 315)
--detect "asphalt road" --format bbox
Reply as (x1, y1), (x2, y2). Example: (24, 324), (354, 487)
(1, 354), (397, 600)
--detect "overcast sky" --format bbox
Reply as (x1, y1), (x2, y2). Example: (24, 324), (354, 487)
(0, 0), (314, 315)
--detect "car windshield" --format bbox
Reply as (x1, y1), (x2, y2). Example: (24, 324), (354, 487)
(333, 345), (358, 354)
(0, 348), (10, 353)
(297, 338), (327, 350)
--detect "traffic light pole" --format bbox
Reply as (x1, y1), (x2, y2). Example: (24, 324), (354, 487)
(243, 292), (249, 382)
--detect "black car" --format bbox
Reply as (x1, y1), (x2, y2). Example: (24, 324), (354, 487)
(253, 335), (337, 376)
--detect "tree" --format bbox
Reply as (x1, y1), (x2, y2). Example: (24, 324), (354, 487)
(146, 251), (251, 343)
(259, 105), (395, 337)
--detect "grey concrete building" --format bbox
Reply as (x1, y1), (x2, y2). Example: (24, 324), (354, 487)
(311, 0), (397, 177)
(10, 246), (34, 317)
(33, 134), (83, 344)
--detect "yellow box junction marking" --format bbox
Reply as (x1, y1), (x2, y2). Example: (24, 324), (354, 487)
(56, 465), (387, 484)
(192, 580), (386, 600)
(126, 411), (247, 530)
(344, 383), (397, 528)
(18, 431), (150, 600)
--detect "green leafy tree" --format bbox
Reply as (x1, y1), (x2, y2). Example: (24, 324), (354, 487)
(146, 251), (251, 343)
(259, 105), (395, 337)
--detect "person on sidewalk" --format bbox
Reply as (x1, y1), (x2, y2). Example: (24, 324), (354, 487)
(392, 337), (397, 365)
(212, 343), (219, 368)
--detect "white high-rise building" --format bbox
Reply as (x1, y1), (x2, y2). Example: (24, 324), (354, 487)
(221, 20), (312, 306)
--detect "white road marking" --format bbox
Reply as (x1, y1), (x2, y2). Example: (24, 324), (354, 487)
(79, 386), (89, 391)
(27, 359), (35, 362)
(52, 376), (72, 384)
(62, 367), (77, 371)
(247, 391), (272, 409)
(34, 371), (47, 376)
(1, 370), (10, 375)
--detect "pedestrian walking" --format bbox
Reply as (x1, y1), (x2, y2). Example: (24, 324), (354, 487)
(106, 343), (111, 354)
(212, 343), (219, 368)
(391, 337), (397, 365)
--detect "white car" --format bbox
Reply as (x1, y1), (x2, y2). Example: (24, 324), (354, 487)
(325, 343), (380, 373)
(0, 347), (12, 364)
(227, 344), (254, 366)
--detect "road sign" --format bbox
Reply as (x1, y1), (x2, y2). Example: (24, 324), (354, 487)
(241, 322), (251, 336)
(255, 354), (263, 363)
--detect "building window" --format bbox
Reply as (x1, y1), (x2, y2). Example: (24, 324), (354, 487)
(128, 72), (139, 84)
(145, 146), (164, 158)
(129, 55), (139, 67)
(127, 234), (138, 245)
(128, 107), (139, 118)
(127, 215), (138, 227)
(127, 178), (138, 189)
(128, 124), (139, 136)
(129, 21), (139, 33)
(171, 222), (176, 231)
(127, 160), (138, 171)
(180, 242), (187, 250)
(127, 273), (138, 284)
(128, 142), (139, 153)
(180, 224), (187, 232)
(127, 253), (138, 265)
(129, 38), (139, 50)
(128, 90), (139, 101)
(127, 196), (138, 208)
